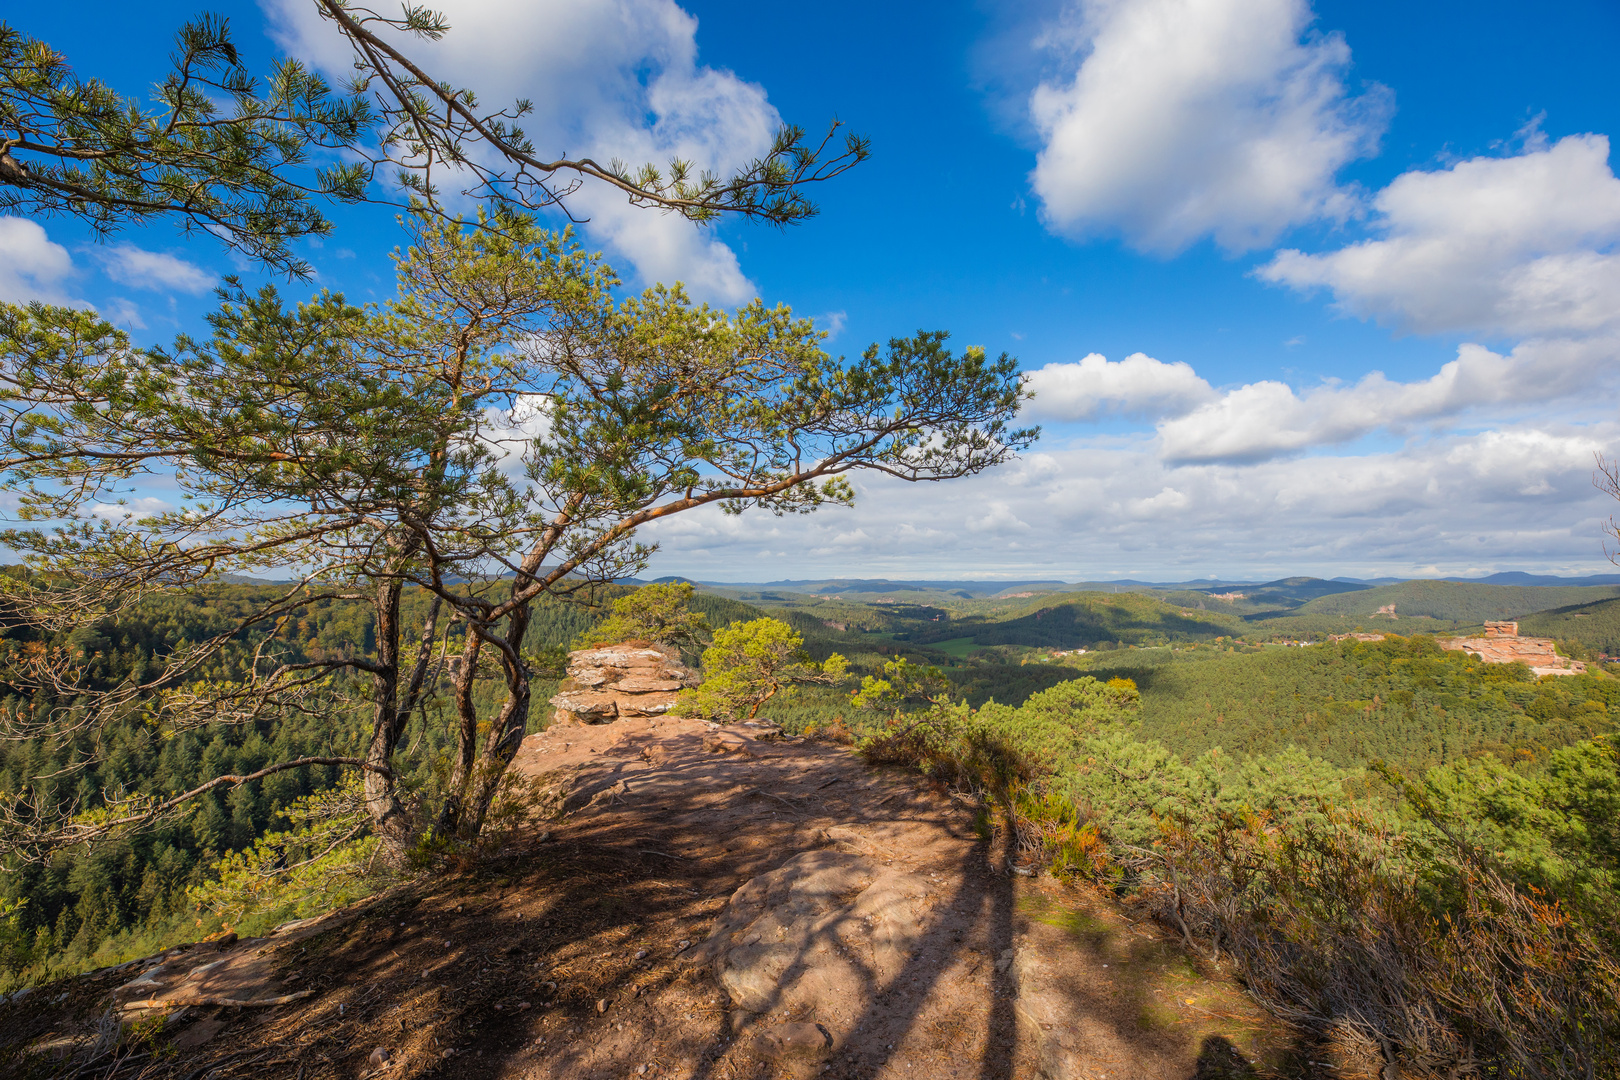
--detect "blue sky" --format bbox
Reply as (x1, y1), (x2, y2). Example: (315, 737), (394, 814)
(6, 0), (1620, 581)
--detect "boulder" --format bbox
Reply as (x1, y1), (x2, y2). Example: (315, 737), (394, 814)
(549, 643), (700, 725)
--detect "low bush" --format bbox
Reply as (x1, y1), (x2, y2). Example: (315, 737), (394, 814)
(862, 677), (1620, 1078)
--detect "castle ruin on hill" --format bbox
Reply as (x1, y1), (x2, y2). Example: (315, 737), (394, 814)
(1437, 621), (1585, 676)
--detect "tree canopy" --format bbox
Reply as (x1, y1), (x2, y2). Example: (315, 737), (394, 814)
(0, 207), (1034, 861)
(576, 582), (711, 652)
(675, 617), (847, 721)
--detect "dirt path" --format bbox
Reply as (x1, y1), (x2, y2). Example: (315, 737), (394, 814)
(0, 716), (1299, 1080)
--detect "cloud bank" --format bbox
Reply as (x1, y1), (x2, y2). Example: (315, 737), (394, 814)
(638, 422), (1615, 579)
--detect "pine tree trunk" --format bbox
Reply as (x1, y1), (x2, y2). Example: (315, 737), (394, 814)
(363, 576), (416, 866)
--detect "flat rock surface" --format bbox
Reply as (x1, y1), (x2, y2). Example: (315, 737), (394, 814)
(0, 714), (1295, 1080)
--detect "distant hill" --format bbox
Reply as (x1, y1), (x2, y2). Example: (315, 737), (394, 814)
(697, 578), (1067, 600)
(900, 590), (1239, 649)
(1185, 576), (1370, 608)
(1519, 596), (1620, 654)
(1291, 580), (1620, 622)
(1443, 571), (1620, 587)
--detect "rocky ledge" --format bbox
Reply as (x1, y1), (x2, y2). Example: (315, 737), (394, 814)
(548, 642), (701, 725)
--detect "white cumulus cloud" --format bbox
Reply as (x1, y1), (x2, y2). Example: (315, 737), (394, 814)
(94, 244), (214, 294)
(1260, 133), (1620, 337)
(1023, 352), (1216, 421)
(264, 0), (777, 304)
(90, 497), (179, 521)
(0, 217), (75, 303)
(1027, 0), (1390, 253)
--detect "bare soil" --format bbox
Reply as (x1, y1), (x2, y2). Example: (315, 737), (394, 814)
(0, 716), (1306, 1080)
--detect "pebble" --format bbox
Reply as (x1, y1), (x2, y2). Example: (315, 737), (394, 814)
(596, 998), (610, 1013)
(634, 950), (648, 960)
(368, 1047), (392, 1067)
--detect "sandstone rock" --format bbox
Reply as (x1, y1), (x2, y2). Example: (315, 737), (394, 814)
(689, 850), (933, 1027)
(110, 939), (299, 1013)
(1437, 622), (1586, 676)
(702, 730), (751, 755)
(550, 644), (700, 725)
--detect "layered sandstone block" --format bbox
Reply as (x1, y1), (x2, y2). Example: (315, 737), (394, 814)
(1439, 621), (1585, 676)
(549, 643), (701, 724)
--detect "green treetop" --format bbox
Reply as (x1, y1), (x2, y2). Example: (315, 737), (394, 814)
(0, 207), (1035, 862)
(576, 582), (711, 651)
(676, 617), (848, 721)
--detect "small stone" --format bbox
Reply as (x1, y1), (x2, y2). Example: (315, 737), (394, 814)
(368, 1047), (392, 1067)
(596, 998), (609, 1013)
(493, 1003), (504, 1010)
(753, 1022), (834, 1058)
(638, 1066), (649, 1075)
(634, 949), (648, 960)
(517, 1001), (532, 1011)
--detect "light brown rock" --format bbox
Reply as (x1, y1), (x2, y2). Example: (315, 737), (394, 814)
(702, 730), (752, 755)
(689, 850), (933, 1027)
(1437, 623), (1586, 675)
(549, 644), (700, 725)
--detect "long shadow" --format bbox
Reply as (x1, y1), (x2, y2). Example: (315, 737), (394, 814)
(311, 725), (1279, 1080)
(979, 805), (1018, 1080)
(688, 775), (1021, 1080)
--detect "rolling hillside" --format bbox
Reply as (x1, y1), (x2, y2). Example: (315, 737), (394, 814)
(1286, 579), (1620, 622)
(1520, 596), (1620, 655)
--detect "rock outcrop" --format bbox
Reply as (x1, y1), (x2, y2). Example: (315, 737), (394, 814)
(549, 643), (700, 725)
(687, 850), (935, 1034)
(1438, 621), (1586, 676)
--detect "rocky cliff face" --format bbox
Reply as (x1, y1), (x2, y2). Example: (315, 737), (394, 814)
(548, 643), (700, 725)
(1439, 623), (1586, 676)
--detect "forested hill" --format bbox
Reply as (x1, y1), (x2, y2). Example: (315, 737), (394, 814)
(1059, 635), (1617, 772)
(1520, 596), (1620, 655)
(899, 591), (1236, 649)
(1287, 579), (1620, 622)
